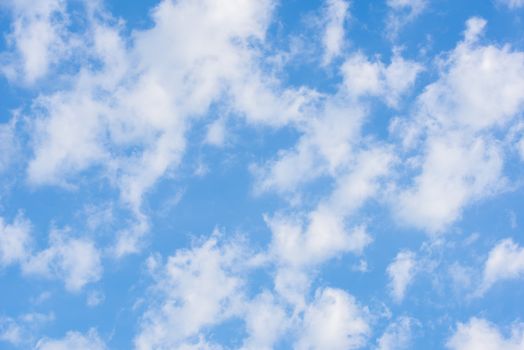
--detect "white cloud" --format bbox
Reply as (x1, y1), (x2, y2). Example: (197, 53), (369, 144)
(0, 313), (54, 347)
(447, 318), (524, 350)
(1, 0), (69, 84)
(325, 147), (395, 215)
(296, 287), (370, 350)
(28, 87), (109, 187)
(396, 134), (504, 233)
(341, 51), (422, 107)
(1, 215), (101, 292)
(479, 238), (524, 294)
(253, 101), (365, 195)
(463, 17), (487, 44)
(377, 316), (417, 350)
(22, 228), (102, 292)
(416, 19), (524, 131)
(36, 329), (106, 350)
(267, 210), (358, 269)
(23, 0), (313, 255)
(0, 214), (31, 267)
(253, 48), (418, 197)
(321, 0), (349, 65)
(273, 267), (311, 310)
(267, 147), (391, 269)
(241, 292), (288, 350)
(387, 250), (416, 303)
(134, 234), (245, 349)
(135, 228), (374, 349)
(392, 17), (524, 233)
(264, 146), (391, 310)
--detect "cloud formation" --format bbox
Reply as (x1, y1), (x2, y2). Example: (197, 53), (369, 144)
(0, 1), (523, 349)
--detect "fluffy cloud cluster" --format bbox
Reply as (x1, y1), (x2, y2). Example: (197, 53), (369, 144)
(341, 51), (422, 106)
(13, 0), (317, 257)
(447, 318), (524, 350)
(135, 235), (246, 349)
(0, 0), (69, 84)
(479, 238), (524, 294)
(134, 231), (373, 350)
(0, 214), (31, 267)
(0, 312), (54, 347)
(1, 0), (524, 348)
(393, 17), (524, 233)
(387, 250), (416, 303)
(23, 228), (102, 292)
(0, 215), (101, 292)
(296, 288), (370, 350)
(321, 0), (349, 65)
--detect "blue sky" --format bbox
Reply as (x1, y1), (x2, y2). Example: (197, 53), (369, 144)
(1, 0), (524, 349)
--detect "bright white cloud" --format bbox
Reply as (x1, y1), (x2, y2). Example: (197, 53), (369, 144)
(325, 147), (395, 215)
(253, 101), (365, 195)
(396, 134), (504, 233)
(1, 0), (68, 84)
(135, 234), (245, 349)
(22, 228), (102, 292)
(273, 267), (311, 310)
(416, 18), (524, 131)
(0, 214), (31, 267)
(387, 250), (416, 303)
(1, 3), (524, 349)
(267, 210), (368, 268)
(267, 147), (390, 269)
(393, 17), (524, 233)
(36, 329), (107, 350)
(254, 48), (418, 196)
(134, 226), (374, 349)
(321, 0), (349, 65)
(296, 287), (370, 350)
(479, 238), (524, 294)
(341, 51), (422, 107)
(241, 292), (288, 350)
(24, 0), (313, 255)
(447, 318), (524, 350)
(1, 215), (101, 293)
(264, 146), (391, 311)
